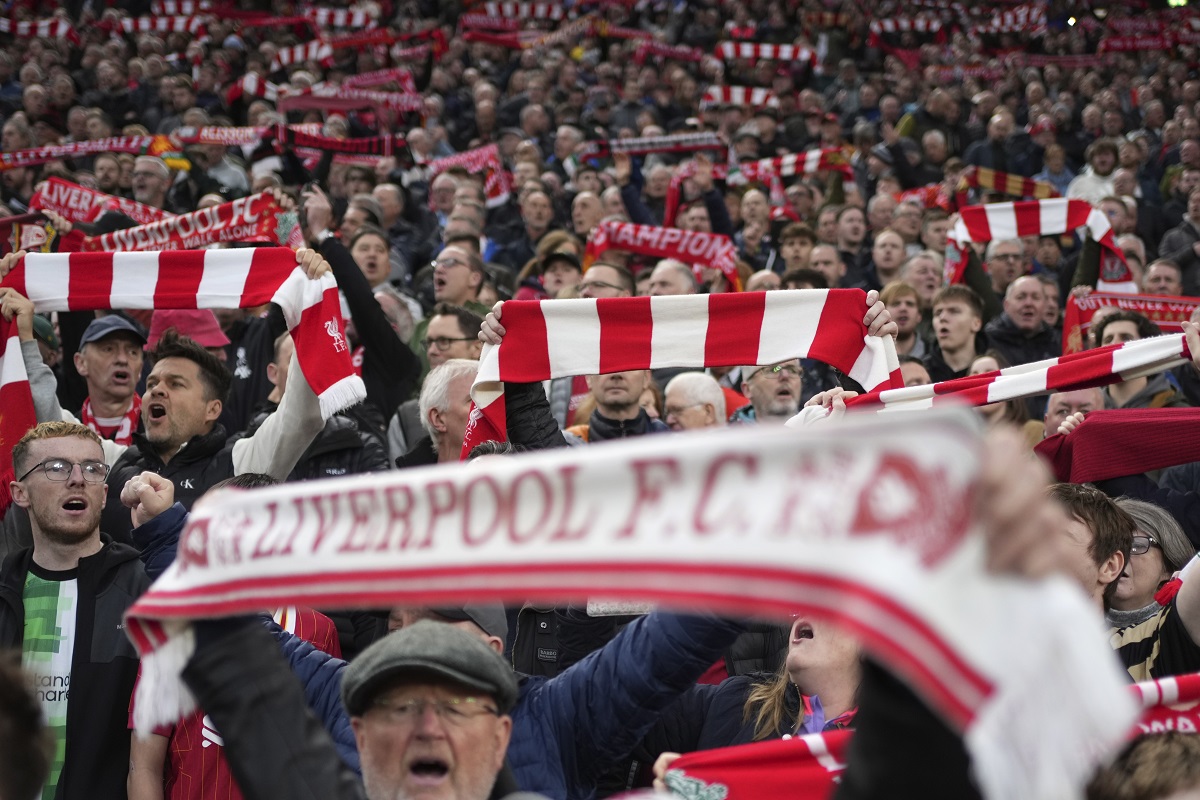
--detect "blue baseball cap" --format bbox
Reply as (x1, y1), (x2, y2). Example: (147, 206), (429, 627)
(80, 315), (147, 347)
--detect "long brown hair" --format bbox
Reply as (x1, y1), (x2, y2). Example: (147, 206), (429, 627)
(742, 668), (795, 741)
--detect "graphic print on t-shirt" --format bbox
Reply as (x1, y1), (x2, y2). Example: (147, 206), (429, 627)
(23, 569), (79, 800)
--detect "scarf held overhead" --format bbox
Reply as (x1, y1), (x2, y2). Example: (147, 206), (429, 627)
(0, 316), (37, 513)
(31, 177), (172, 226)
(584, 220), (738, 276)
(463, 290), (902, 456)
(1063, 292), (1200, 354)
(1, 249), (364, 418)
(79, 193), (299, 252)
(124, 410), (1136, 800)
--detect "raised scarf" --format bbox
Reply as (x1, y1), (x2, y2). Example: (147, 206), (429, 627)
(124, 409), (1136, 800)
(714, 42), (817, 66)
(426, 145), (511, 209)
(78, 193), (300, 252)
(483, 1), (565, 19)
(462, 290), (902, 457)
(80, 394), (143, 447)
(1, 248), (364, 419)
(948, 199), (1131, 289)
(31, 177), (172, 226)
(1034, 408), (1200, 484)
(845, 333), (1190, 415)
(701, 86), (777, 109)
(0, 316), (37, 512)
(577, 132), (724, 160)
(667, 671), (1200, 800)
(582, 221), (739, 285)
(0, 135), (178, 171)
(960, 166), (1060, 201)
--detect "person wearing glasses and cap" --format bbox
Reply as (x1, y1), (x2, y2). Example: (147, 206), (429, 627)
(730, 361), (804, 425)
(0, 421), (150, 800)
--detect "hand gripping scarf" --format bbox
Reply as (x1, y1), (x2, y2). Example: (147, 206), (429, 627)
(0, 248), (365, 418)
(124, 409), (1136, 800)
(462, 290), (903, 457)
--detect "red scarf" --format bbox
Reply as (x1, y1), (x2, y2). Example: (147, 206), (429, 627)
(584, 221), (739, 283)
(80, 395), (142, 447)
(31, 177), (171, 226)
(0, 315), (37, 513)
(1035, 409), (1200, 484)
(1063, 292), (1200, 354)
(78, 193), (299, 252)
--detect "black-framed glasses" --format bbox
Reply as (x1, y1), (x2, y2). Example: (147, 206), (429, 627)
(370, 696), (500, 727)
(1130, 534), (1162, 556)
(18, 459), (109, 484)
(747, 363), (802, 381)
(422, 336), (475, 351)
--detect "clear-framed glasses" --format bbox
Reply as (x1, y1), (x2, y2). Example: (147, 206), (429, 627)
(18, 459), (109, 484)
(665, 402), (704, 418)
(748, 363), (802, 381)
(371, 696), (500, 727)
(433, 256), (468, 270)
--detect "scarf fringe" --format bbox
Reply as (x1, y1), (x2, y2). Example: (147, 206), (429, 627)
(133, 623), (198, 736)
(318, 375), (369, 420)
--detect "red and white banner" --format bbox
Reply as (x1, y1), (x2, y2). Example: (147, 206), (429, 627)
(701, 86), (777, 109)
(465, 290), (902, 454)
(0, 135), (174, 171)
(125, 408), (1136, 800)
(341, 66), (416, 91)
(79, 193), (299, 252)
(426, 145), (511, 209)
(738, 149), (855, 181)
(845, 333), (1190, 413)
(3, 249), (364, 419)
(714, 42), (817, 65)
(577, 132), (724, 160)
(31, 177), (172, 227)
(584, 221), (738, 275)
(0, 316), (37, 514)
(277, 87), (423, 114)
(482, 1), (565, 19)
(174, 124), (322, 146)
(634, 40), (705, 64)
(948, 199), (1131, 289)
(1062, 292), (1200, 354)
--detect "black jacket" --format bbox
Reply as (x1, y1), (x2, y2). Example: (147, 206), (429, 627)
(0, 540), (150, 800)
(237, 403), (390, 482)
(984, 313), (1061, 369)
(101, 426), (236, 544)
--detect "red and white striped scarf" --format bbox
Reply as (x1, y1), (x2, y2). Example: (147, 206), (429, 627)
(845, 333), (1189, 414)
(714, 42), (817, 66)
(226, 74), (280, 104)
(462, 290), (903, 455)
(80, 395), (142, 447)
(2, 249), (364, 419)
(971, 4), (1047, 36)
(0, 316), (36, 513)
(121, 16), (206, 34)
(0, 17), (79, 43)
(426, 145), (511, 209)
(459, 13), (521, 30)
(483, 1), (565, 19)
(577, 132), (724, 160)
(304, 6), (378, 28)
(150, 0), (208, 13)
(666, 671), (1200, 800)
(582, 220), (738, 280)
(124, 408), (1136, 800)
(948, 199), (1131, 289)
(31, 177), (173, 226)
(271, 41), (335, 71)
(277, 87), (423, 115)
(959, 166), (1060, 201)
(738, 150), (855, 182)
(701, 86), (777, 109)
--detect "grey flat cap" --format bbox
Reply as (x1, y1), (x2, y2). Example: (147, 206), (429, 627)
(341, 620), (519, 716)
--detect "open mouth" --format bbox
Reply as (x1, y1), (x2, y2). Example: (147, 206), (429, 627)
(793, 621), (815, 641)
(409, 759), (449, 783)
(63, 498), (87, 512)
(148, 403), (167, 420)
(112, 369), (131, 383)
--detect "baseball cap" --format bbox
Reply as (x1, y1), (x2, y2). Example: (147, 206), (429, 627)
(542, 250), (582, 273)
(428, 604), (509, 640)
(32, 315), (59, 350)
(146, 309), (231, 350)
(80, 315), (147, 347)
(869, 143), (894, 166)
(341, 620), (519, 716)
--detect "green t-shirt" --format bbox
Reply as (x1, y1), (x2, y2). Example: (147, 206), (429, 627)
(22, 564), (78, 800)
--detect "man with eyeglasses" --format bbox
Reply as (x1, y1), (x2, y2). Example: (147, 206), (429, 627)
(732, 360), (803, 425)
(409, 246), (491, 373)
(0, 421), (151, 800)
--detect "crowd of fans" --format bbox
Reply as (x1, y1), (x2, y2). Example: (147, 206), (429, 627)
(3, 0), (1200, 798)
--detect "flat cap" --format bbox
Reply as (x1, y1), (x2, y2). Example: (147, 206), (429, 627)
(341, 620), (518, 716)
